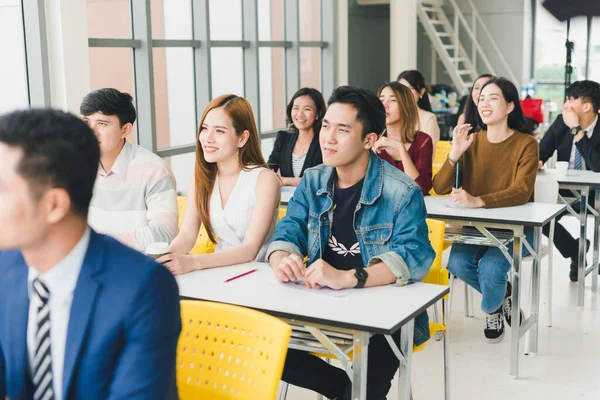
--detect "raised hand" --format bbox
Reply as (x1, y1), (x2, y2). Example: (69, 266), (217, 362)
(449, 124), (474, 161)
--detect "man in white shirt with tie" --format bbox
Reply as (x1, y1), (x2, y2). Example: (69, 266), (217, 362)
(0, 109), (181, 400)
(539, 80), (600, 281)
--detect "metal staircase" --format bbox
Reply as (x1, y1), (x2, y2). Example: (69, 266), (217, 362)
(417, 0), (519, 94)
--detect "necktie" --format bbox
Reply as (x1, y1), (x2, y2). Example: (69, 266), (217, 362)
(32, 278), (55, 400)
(574, 130), (587, 170)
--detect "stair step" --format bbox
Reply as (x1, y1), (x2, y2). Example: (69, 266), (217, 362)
(430, 20), (444, 25)
(436, 32), (451, 37)
(422, 6), (437, 12)
(457, 69), (475, 75)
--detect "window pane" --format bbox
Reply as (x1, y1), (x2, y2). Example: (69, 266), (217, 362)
(258, 0), (284, 41)
(261, 137), (275, 161)
(299, 0), (321, 41)
(89, 47), (137, 145)
(259, 47), (286, 131)
(163, 153), (196, 195)
(151, 0), (193, 39)
(86, 0), (132, 38)
(0, 0), (28, 112)
(210, 48), (245, 97)
(209, 0), (242, 40)
(300, 47), (321, 91)
(153, 48), (197, 150)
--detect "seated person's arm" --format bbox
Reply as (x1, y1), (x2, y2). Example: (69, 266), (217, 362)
(115, 168), (179, 251)
(539, 115), (563, 165)
(302, 187), (435, 290)
(575, 132), (600, 172)
(165, 170), (281, 275)
(366, 186), (435, 285)
(267, 131), (285, 173)
(195, 170), (280, 268)
(169, 180), (202, 254)
(412, 136), (433, 195)
(106, 267), (180, 399)
(268, 177), (312, 280)
(476, 140), (539, 208)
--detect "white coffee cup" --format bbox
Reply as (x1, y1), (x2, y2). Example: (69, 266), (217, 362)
(146, 242), (170, 260)
(555, 161), (569, 177)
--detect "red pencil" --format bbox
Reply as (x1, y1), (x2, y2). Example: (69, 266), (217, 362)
(224, 268), (258, 283)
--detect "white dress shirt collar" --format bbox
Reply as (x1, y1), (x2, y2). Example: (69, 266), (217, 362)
(27, 228), (91, 301)
(98, 140), (133, 178)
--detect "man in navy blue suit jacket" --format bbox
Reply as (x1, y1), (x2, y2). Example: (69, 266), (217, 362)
(0, 109), (181, 400)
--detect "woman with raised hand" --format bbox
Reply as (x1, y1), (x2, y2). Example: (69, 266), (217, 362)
(268, 88), (326, 186)
(159, 94), (280, 275)
(375, 81), (433, 195)
(432, 78), (538, 344)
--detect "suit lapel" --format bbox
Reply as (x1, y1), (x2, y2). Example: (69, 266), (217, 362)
(5, 255), (30, 400)
(62, 231), (104, 398)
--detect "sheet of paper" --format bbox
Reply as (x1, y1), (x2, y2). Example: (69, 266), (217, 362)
(269, 277), (355, 297)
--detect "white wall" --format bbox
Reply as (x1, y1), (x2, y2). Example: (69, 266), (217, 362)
(0, 0), (29, 113)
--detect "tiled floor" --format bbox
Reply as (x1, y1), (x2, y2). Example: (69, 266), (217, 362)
(285, 216), (600, 399)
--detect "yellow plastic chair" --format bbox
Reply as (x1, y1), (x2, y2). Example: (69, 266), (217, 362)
(177, 196), (216, 254)
(177, 300), (292, 400)
(277, 207), (287, 221)
(433, 140), (452, 164)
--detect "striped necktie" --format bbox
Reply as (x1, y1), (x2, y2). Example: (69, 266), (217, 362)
(574, 130), (587, 170)
(32, 278), (55, 400)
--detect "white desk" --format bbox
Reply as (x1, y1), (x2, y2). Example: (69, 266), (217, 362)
(281, 186), (296, 205)
(177, 262), (448, 400)
(425, 196), (566, 377)
(538, 170), (600, 306)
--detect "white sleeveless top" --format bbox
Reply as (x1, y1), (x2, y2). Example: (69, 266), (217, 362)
(209, 167), (277, 261)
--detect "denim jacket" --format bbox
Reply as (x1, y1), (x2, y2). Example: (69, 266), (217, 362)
(267, 152), (436, 346)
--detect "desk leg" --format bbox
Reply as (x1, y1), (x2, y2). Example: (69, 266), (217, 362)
(593, 191), (600, 293)
(398, 320), (414, 400)
(578, 190), (589, 307)
(510, 228), (523, 377)
(351, 331), (369, 400)
(525, 226), (542, 356)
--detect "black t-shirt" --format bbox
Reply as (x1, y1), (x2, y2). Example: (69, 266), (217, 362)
(322, 178), (364, 271)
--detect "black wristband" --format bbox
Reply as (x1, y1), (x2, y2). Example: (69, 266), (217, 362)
(354, 268), (368, 288)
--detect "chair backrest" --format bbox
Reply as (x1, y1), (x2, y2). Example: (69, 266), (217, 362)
(177, 300), (292, 400)
(423, 218), (447, 285)
(534, 178), (559, 204)
(177, 196), (216, 254)
(277, 207), (287, 221)
(433, 140), (452, 164)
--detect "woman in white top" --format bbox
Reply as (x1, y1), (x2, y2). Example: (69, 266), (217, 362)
(398, 70), (440, 151)
(159, 94), (281, 275)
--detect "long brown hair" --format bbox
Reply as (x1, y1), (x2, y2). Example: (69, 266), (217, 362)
(378, 81), (420, 143)
(194, 94), (268, 243)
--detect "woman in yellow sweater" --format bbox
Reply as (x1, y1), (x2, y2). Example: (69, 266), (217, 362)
(432, 77), (539, 343)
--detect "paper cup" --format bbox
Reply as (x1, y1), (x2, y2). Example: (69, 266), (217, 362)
(146, 242), (170, 260)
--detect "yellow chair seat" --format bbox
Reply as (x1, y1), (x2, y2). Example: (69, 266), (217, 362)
(177, 300), (291, 400)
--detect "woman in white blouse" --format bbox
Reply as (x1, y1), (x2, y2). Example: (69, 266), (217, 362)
(159, 94), (280, 275)
(398, 70), (441, 152)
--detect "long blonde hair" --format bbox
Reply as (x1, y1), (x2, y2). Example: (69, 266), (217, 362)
(194, 94), (268, 243)
(378, 82), (420, 143)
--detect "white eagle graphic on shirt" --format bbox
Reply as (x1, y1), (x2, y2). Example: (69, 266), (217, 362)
(327, 235), (360, 256)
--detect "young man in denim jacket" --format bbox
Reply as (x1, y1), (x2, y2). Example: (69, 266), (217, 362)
(266, 86), (435, 400)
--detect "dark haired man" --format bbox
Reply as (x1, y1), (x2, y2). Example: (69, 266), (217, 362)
(539, 80), (600, 281)
(0, 109), (180, 400)
(266, 86), (435, 399)
(81, 88), (178, 252)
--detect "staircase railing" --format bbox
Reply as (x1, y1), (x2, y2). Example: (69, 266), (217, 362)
(445, 0), (519, 87)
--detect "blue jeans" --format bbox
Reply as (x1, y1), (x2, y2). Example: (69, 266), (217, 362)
(448, 229), (534, 314)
